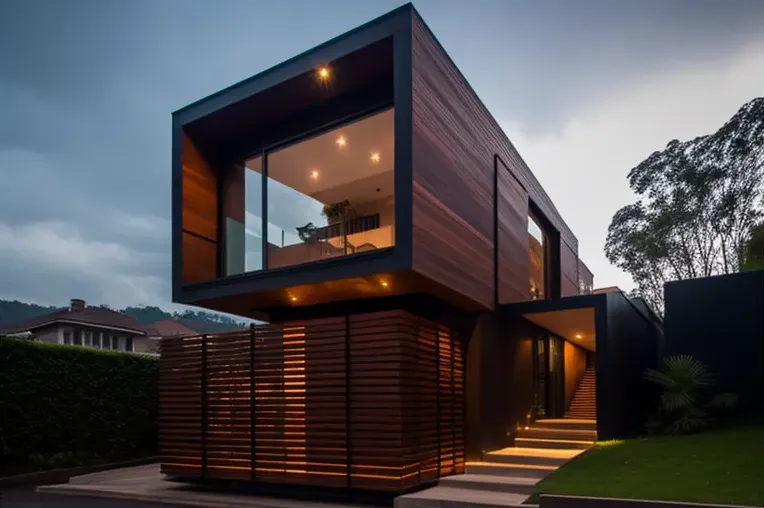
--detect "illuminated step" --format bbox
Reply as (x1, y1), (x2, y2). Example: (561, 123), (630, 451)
(484, 447), (583, 466)
(395, 485), (532, 508)
(532, 418), (596, 431)
(514, 437), (592, 450)
(465, 461), (557, 479)
(517, 426), (596, 441)
(439, 473), (539, 494)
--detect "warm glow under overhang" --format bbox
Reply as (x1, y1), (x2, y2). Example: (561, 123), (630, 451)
(522, 307), (596, 352)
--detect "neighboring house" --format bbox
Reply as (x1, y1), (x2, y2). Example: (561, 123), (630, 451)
(142, 318), (200, 355)
(0, 298), (148, 353)
(163, 3), (663, 495)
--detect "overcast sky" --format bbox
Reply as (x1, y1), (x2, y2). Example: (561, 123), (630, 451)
(1, 0), (762, 310)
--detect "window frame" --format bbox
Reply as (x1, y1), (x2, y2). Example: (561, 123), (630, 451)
(221, 102), (396, 279)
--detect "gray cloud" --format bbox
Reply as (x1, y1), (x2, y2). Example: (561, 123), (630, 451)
(0, 0), (761, 309)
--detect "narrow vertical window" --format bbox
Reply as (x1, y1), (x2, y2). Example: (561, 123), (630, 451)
(528, 215), (547, 300)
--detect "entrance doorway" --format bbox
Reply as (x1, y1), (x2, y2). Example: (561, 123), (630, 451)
(531, 334), (565, 420)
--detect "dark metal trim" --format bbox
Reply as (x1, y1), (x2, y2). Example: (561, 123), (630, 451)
(393, 21), (414, 269)
(171, 119), (183, 301)
(201, 334), (208, 479)
(249, 324), (256, 481)
(260, 146), (268, 271)
(178, 248), (401, 304)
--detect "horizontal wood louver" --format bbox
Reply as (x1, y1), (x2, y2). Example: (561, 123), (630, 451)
(159, 310), (465, 493)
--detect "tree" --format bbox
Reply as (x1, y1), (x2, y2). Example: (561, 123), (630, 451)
(606, 98), (764, 313)
(739, 222), (764, 272)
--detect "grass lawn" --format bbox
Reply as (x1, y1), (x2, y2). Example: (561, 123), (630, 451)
(529, 424), (764, 506)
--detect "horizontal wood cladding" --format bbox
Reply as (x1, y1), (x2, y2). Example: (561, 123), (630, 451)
(182, 133), (218, 284)
(411, 183), (493, 309)
(411, 31), (494, 309)
(159, 309), (465, 493)
(497, 168), (530, 304)
(411, 13), (579, 309)
(182, 233), (217, 284)
(561, 241), (579, 297)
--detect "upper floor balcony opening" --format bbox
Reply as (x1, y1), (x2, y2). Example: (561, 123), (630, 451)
(173, 28), (412, 316)
(226, 106), (395, 276)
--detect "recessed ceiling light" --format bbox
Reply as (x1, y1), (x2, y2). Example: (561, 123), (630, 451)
(370, 152), (380, 163)
(575, 334), (583, 339)
(336, 135), (347, 148)
(318, 66), (330, 80)
(310, 169), (319, 180)
(290, 296), (298, 302)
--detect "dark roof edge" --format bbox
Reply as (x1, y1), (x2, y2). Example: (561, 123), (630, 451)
(172, 3), (413, 121)
(4, 318), (148, 335)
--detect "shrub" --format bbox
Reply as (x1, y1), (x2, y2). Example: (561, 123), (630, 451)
(0, 337), (158, 469)
(643, 354), (738, 435)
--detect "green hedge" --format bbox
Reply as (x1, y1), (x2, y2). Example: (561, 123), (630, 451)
(0, 338), (158, 468)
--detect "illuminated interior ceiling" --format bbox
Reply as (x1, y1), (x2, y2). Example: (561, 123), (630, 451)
(245, 108), (394, 205)
(522, 307), (596, 351)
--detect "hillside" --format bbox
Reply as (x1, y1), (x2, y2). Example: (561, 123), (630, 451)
(0, 299), (247, 333)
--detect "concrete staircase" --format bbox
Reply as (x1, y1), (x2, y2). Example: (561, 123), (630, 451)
(566, 365), (596, 420)
(395, 419), (597, 508)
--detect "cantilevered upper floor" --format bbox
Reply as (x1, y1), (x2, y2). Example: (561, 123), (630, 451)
(172, 4), (593, 320)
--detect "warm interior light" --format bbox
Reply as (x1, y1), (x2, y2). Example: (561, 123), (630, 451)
(380, 280), (389, 288)
(336, 135), (346, 148)
(290, 296), (298, 302)
(310, 169), (319, 180)
(575, 334), (583, 339)
(370, 152), (380, 163)
(318, 66), (330, 80)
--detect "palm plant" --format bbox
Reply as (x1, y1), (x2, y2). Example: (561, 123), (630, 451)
(643, 354), (738, 435)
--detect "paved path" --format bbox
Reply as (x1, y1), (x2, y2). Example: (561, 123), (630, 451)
(35, 464), (375, 508)
(1, 489), (185, 507)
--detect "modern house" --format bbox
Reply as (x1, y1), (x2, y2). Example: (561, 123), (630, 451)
(0, 298), (149, 353)
(163, 3), (661, 496)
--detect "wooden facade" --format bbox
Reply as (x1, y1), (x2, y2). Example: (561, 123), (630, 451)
(172, 5), (592, 318)
(410, 13), (580, 308)
(181, 133), (218, 284)
(160, 309), (465, 493)
(167, 5), (598, 494)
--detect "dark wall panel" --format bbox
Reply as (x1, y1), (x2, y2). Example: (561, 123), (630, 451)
(181, 133), (218, 283)
(664, 271), (764, 414)
(411, 13), (579, 310)
(561, 241), (579, 297)
(498, 168), (530, 304)
(598, 292), (662, 440)
(465, 313), (535, 457)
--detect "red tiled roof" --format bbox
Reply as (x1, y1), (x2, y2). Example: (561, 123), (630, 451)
(0, 306), (149, 335)
(148, 319), (199, 337)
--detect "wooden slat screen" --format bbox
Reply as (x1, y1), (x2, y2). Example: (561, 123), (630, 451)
(160, 309), (465, 493)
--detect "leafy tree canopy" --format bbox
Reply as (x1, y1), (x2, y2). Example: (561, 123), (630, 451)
(606, 98), (764, 312)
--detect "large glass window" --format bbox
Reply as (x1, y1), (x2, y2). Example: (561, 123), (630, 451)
(529, 214), (547, 300)
(227, 108), (395, 274)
